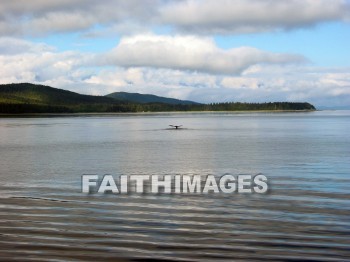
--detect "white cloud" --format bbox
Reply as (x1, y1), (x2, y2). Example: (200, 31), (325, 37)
(160, 0), (350, 34)
(101, 34), (305, 74)
(0, 0), (349, 36)
(0, 0), (160, 36)
(0, 37), (55, 55)
(0, 38), (91, 85)
(221, 77), (261, 90)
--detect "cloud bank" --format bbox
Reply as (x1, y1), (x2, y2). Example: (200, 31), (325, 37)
(0, 0), (349, 36)
(160, 0), (350, 34)
(102, 34), (305, 74)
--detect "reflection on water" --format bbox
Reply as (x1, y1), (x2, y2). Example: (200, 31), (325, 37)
(0, 111), (349, 261)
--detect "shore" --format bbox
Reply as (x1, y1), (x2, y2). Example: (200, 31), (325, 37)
(0, 109), (318, 117)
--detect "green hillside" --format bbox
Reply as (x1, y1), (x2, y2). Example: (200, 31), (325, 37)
(0, 83), (113, 105)
(106, 91), (200, 105)
(0, 83), (126, 113)
(0, 83), (316, 114)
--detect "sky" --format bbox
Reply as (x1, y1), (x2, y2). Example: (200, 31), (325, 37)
(0, 0), (349, 108)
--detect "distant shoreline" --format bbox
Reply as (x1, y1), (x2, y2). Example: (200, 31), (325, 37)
(0, 109), (317, 117)
(1, 83), (316, 114)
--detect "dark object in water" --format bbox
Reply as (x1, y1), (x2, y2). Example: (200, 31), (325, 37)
(169, 125), (182, 129)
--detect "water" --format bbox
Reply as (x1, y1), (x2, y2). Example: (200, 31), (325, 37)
(0, 111), (349, 261)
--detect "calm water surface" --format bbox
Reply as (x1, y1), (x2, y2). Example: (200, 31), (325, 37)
(0, 111), (349, 261)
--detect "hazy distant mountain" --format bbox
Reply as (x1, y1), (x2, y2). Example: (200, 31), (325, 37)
(106, 91), (200, 105)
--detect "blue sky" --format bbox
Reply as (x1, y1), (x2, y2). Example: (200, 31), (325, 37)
(216, 22), (350, 67)
(0, 0), (349, 108)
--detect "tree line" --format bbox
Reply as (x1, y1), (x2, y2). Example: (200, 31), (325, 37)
(0, 101), (315, 114)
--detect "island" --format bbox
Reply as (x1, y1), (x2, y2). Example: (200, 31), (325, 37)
(0, 83), (316, 114)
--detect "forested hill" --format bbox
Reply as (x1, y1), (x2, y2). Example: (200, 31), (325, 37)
(0, 83), (316, 113)
(106, 91), (199, 105)
(0, 83), (114, 105)
(0, 83), (123, 113)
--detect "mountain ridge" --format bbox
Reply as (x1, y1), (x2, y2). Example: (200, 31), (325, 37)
(106, 91), (200, 105)
(0, 83), (316, 113)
